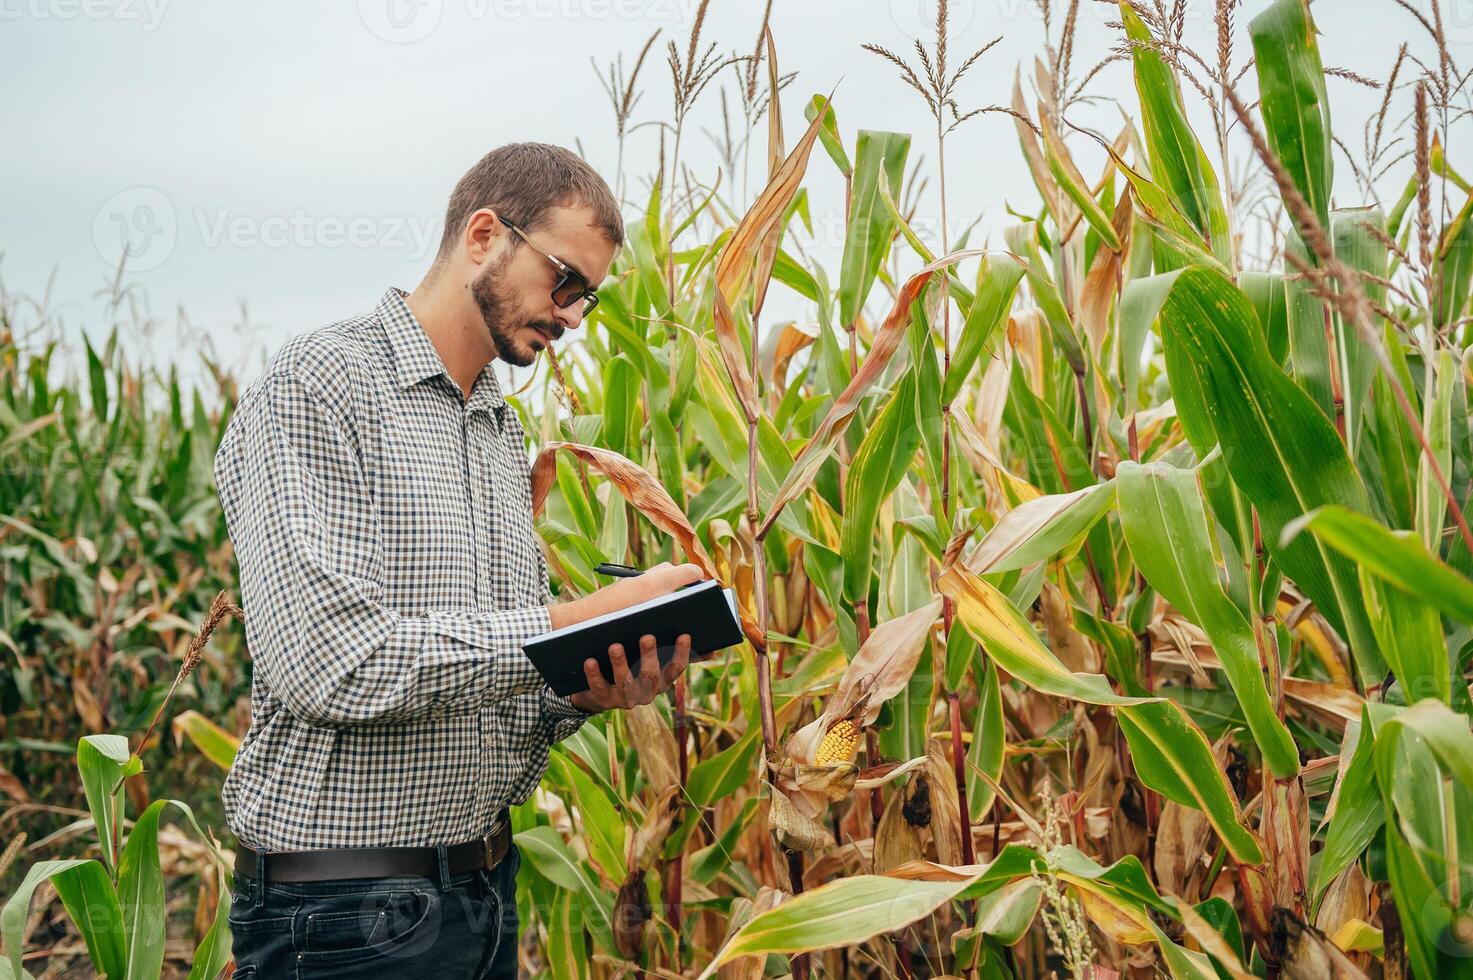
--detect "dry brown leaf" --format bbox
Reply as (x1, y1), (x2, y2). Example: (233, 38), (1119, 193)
(792, 762), (860, 804)
(925, 739), (965, 866)
(1274, 908), (1371, 979)
(1012, 72), (1059, 220)
(717, 886), (787, 980)
(874, 778), (925, 873)
(626, 784), (681, 871)
(1039, 580), (1100, 674)
(1316, 863), (1370, 944)
(766, 781), (834, 853)
(73, 677), (105, 733)
(1153, 800), (1212, 898)
(625, 702), (679, 795)
(758, 250), (986, 538)
(786, 598), (942, 763)
(0, 761), (30, 803)
(529, 442), (764, 648)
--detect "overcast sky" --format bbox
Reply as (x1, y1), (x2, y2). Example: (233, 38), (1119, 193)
(3, 0), (1467, 389)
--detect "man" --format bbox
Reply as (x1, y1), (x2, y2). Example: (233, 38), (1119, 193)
(215, 142), (705, 978)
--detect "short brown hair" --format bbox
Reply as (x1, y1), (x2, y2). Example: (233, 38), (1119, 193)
(436, 143), (623, 260)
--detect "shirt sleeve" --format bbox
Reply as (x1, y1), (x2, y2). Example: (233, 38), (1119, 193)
(215, 368), (553, 729)
(533, 532), (595, 742)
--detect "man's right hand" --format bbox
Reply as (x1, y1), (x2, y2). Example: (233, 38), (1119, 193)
(546, 561), (707, 631)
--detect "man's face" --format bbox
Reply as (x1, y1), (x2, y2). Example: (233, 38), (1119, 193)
(470, 203), (617, 368)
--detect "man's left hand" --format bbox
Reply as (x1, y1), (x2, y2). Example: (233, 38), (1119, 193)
(568, 632), (692, 713)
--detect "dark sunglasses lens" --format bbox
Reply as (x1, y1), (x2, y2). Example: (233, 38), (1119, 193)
(551, 275), (584, 308)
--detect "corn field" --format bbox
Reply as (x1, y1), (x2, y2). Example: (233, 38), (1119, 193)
(4, 0), (1473, 976)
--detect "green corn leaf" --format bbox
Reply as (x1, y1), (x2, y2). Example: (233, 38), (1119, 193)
(49, 861), (125, 979)
(76, 734), (142, 877)
(1370, 700), (1473, 978)
(184, 867), (232, 980)
(704, 874), (979, 971)
(838, 131), (911, 327)
(1117, 460), (1299, 777)
(1120, 1), (1231, 265)
(1436, 190), (1473, 330)
(690, 797), (760, 886)
(687, 725), (761, 807)
(967, 656), (1006, 822)
(804, 93), (850, 178)
(1250, 0), (1333, 233)
(548, 752), (626, 883)
(171, 710), (240, 772)
(1117, 273), (1178, 407)
(842, 372), (921, 603)
(1158, 266), (1381, 684)
(1361, 561), (1452, 706)
(1116, 700), (1264, 864)
(964, 482), (1116, 576)
(4, 860), (102, 980)
(1331, 208), (1389, 453)
(546, 891), (586, 980)
(1312, 714), (1383, 907)
(1285, 504), (1473, 627)
(939, 563), (1152, 707)
(1042, 120), (1121, 252)
(944, 254), (1023, 407)
(516, 826), (617, 952)
(118, 799), (168, 980)
(1239, 271), (1290, 365)
(1416, 349), (1457, 553)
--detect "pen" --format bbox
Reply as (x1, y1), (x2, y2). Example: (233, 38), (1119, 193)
(593, 562), (643, 577)
(596, 562), (707, 592)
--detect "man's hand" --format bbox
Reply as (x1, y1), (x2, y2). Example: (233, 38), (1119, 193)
(568, 632), (692, 713)
(547, 562), (707, 631)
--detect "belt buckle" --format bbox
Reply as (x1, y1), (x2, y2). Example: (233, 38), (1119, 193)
(482, 818), (507, 870)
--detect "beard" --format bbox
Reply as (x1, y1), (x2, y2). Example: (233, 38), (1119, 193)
(470, 256), (562, 368)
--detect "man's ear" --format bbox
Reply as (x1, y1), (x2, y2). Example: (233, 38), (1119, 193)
(462, 208), (508, 266)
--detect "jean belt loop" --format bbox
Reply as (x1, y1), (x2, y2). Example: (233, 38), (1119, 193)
(435, 843), (451, 891)
(252, 853), (267, 909)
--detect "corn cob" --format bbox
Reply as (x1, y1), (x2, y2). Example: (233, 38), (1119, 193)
(814, 718), (861, 765)
(813, 686), (866, 766)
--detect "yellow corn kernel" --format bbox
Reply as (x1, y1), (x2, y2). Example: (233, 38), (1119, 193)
(814, 719), (860, 765)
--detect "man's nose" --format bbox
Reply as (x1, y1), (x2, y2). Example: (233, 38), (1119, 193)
(552, 302), (583, 331)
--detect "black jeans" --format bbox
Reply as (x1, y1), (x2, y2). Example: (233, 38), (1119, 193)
(228, 842), (521, 979)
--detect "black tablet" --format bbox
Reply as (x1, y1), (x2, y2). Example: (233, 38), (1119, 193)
(523, 579), (744, 697)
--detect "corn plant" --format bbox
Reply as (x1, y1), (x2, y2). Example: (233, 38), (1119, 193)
(0, 595), (239, 980)
(511, 1), (1473, 976)
(3, 0), (1473, 977)
(0, 734), (232, 980)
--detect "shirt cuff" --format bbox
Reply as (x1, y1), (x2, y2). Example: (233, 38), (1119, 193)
(541, 685), (594, 743)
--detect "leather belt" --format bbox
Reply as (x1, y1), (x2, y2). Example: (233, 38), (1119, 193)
(235, 816), (512, 884)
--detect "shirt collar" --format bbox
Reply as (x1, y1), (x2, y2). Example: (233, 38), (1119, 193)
(374, 287), (507, 416)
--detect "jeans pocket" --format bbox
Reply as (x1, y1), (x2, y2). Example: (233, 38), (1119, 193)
(298, 888), (440, 967)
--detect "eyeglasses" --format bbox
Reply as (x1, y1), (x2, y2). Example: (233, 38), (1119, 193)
(497, 215), (600, 317)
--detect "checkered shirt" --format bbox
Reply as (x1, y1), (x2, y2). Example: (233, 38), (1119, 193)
(214, 287), (591, 851)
